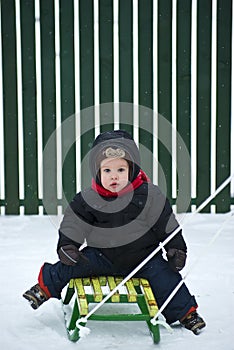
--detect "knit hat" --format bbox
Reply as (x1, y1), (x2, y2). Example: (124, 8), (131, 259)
(89, 130), (141, 184)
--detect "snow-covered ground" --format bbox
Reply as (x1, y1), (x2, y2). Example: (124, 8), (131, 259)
(0, 213), (233, 350)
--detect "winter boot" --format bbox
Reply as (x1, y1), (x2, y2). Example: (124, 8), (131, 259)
(23, 283), (49, 310)
(180, 311), (206, 335)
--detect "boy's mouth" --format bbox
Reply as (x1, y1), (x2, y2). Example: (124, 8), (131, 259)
(110, 182), (118, 188)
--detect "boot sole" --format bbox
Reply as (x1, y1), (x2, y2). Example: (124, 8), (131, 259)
(191, 321), (206, 335)
(23, 292), (40, 310)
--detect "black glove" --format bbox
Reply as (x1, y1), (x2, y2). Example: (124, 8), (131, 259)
(58, 244), (88, 266)
(166, 248), (187, 272)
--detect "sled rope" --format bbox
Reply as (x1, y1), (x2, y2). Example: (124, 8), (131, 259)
(76, 172), (234, 331)
(151, 209), (234, 325)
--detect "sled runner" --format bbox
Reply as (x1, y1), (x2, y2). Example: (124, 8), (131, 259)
(62, 277), (160, 343)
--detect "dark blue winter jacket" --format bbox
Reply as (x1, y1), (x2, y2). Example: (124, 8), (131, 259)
(57, 181), (187, 270)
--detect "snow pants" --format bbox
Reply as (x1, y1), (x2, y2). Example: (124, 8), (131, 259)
(40, 247), (197, 324)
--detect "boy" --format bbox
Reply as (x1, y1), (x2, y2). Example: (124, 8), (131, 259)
(23, 130), (206, 335)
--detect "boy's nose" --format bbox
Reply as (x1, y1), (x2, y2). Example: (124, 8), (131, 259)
(111, 172), (118, 179)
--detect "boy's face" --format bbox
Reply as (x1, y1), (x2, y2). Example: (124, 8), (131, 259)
(100, 157), (129, 192)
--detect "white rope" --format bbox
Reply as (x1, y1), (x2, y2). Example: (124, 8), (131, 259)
(191, 174), (234, 214)
(76, 173), (234, 333)
(151, 210), (234, 325)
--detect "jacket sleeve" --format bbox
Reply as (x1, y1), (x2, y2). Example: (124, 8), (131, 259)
(57, 192), (94, 252)
(147, 185), (187, 252)
(158, 200), (187, 252)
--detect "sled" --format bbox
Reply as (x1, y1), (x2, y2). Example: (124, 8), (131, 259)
(62, 276), (160, 343)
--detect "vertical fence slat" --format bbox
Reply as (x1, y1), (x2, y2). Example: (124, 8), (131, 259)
(20, 0), (38, 214)
(40, 0), (57, 214)
(157, 0), (172, 200)
(60, 0), (76, 207)
(99, 0), (114, 132)
(1, 0), (19, 214)
(79, 0), (95, 189)
(196, 0), (212, 212)
(79, 0), (94, 111)
(138, 0), (153, 179)
(119, 0), (133, 134)
(176, 0), (192, 212)
(216, 0), (232, 212)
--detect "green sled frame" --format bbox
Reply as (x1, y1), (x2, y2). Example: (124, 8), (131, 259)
(62, 277), (160, 344)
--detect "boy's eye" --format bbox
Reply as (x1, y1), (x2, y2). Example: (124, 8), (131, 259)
(103, 169), (110, 173)
(118, 168), (126, 172)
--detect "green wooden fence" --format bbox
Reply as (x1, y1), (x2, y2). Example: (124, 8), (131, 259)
(0, 0), (233, 215)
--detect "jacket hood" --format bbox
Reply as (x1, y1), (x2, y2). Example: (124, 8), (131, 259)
(89, 130), (141, 183)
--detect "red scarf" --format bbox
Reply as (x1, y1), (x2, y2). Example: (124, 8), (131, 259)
(91, 170), (150, 197)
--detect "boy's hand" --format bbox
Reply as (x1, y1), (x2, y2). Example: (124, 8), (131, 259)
(166, 248), (187, 272)
(58, 244), (88, 266)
